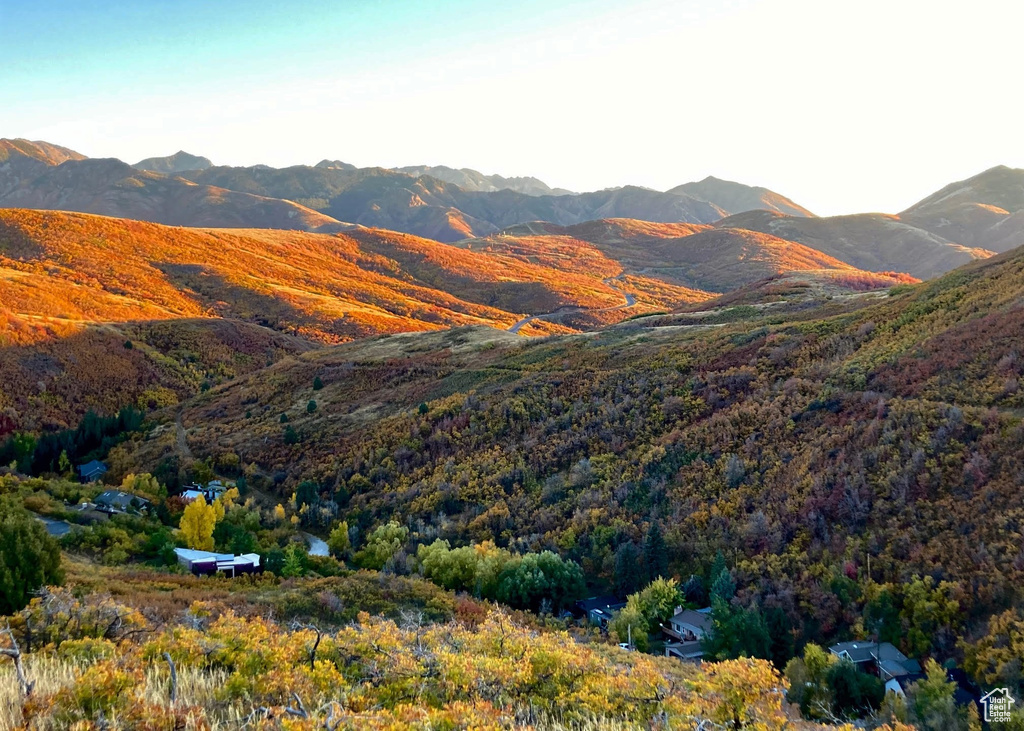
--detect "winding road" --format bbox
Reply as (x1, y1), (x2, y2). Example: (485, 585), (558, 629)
(507, 276), (637, 333)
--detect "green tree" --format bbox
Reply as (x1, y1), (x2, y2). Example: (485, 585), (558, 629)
(784, 643), (836, 720)
(58, 449), (72, 477)
(283, 425), (300, 445)
(901, 575), (962, 657)
(327, 520), (351, 559)
(626, 577), (681, 631)
(703, 596), (771, 661)
(826, 658), (884, 718)
(355, 521), (409, 570)
(281, 543), (308, 578)
(0, 498), (63, 614)
(643, 523), (669, 580)
(306, 400), (317, 414)
(614, 541), (646, 596)
(609, 605), (650, 652)
(313, 376), (324, 391)
(907, 659), (965, 731)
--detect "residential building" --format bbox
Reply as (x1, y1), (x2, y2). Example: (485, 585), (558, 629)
(663, 606), (713, 662)
(829, 641), (922, 681)
(94, 490), (151, 514)
(77, 460), (108, 482)
(575, 596), (627, 627)
(173, 548), (262, 577)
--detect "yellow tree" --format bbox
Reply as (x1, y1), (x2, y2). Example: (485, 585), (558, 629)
(180, 495), (217, 550)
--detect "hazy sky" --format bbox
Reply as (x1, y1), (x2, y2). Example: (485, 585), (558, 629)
(2, 0), (1022, 215)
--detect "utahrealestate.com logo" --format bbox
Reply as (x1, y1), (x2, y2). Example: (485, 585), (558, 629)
(981, 688), (1016, 724)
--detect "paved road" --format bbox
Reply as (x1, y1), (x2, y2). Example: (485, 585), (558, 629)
(507, 276), (636, 333)
(304, 532), (330, 557)
(35, 515), (74, 537)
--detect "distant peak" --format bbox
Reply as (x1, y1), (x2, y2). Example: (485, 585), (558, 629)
(133, 151), (213, 174)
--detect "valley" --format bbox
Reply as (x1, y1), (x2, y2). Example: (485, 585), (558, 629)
(2, 144), (1023, 731)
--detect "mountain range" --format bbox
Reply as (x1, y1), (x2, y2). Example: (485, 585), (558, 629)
(4, 139), (1022, 284)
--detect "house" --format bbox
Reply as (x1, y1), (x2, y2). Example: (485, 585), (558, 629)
(174, 548), (262, 577)
(664, 607), (713, 642)
(77, 460), (108, 482)
(829, 641), (922, 681)
(884, 673), (926, 698)
(663, 606), (713, 662)
(94, 490), (151, 515)
(575, 596), (627, 628)
(180, 482), (228, 503)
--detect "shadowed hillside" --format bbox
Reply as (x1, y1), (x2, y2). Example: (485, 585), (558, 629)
(459, 218), (912, 293)
(717, 209), (991, 279)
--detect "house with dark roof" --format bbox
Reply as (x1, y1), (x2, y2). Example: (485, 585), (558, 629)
(77, 460), (108, 482)
(575, 596), (627, 627)
(829, 641), (921, 681)
(94, 490), (151, 515)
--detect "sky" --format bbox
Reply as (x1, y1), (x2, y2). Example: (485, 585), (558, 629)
(1, 0), (1022, 215)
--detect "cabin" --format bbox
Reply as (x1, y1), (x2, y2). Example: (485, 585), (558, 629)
(663, 606), (713, 662)
(77, 460), (108, 483)
(575, 596), (627, 628)
(94, 490), (151, 515)
(829, 641), (922, 681)
(174, 548), (262, 577)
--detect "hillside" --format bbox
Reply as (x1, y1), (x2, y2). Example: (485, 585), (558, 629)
(717, 209), (991, 279)
(118, 238), (1024, 683)
(901, 165), (1024, 251)
(669, 175), (814, 217)
(0, 209), (680, 341)
(460, 217), (914, 293)
(0, 209), (711, 431)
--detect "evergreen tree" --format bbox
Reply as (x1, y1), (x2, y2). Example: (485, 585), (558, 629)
(614, 541), (646, 597)
(642, 523), (669, 580)
(0, 498), (63, 614)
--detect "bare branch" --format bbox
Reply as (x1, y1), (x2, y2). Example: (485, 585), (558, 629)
(0, 622), (33, 698)
(163, 652), (177, 704)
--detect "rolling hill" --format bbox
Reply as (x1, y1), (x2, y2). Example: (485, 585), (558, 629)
(0, 208), (710, 432)
(716, 209), (991, 279)
(458, 218), (915, 293)
(900, 165), (1024, 251)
